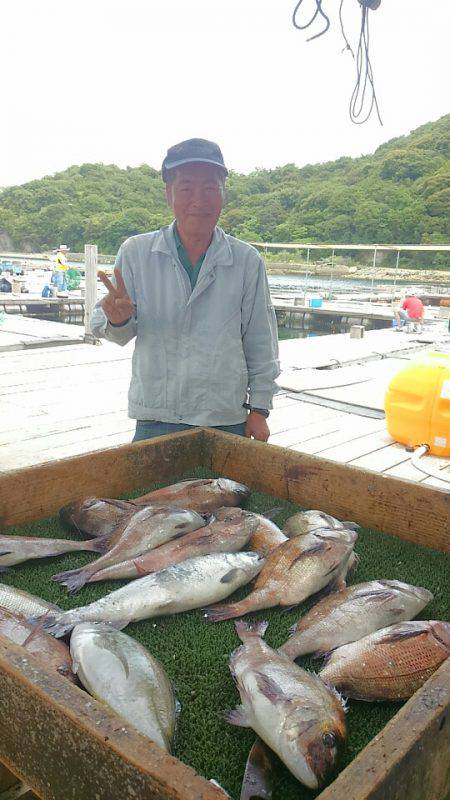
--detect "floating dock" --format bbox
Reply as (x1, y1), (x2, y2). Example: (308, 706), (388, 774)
(1, 319), (449, 487)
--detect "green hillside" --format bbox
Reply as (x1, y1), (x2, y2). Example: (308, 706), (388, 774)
(0, 116), (449, 261)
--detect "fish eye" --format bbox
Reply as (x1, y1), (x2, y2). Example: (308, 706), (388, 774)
(322, 732), (336, 748)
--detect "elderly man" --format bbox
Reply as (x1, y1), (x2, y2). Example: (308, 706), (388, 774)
(91, 138), (279, 442)
(394, 292), (424, 332)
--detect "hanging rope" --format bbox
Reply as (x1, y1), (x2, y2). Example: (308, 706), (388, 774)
(291, 0), (383, 126)
(292, 0), (330, 42)
(349, 0), (383, 125)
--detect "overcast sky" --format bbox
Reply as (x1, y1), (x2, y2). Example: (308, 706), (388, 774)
(2, 0), (449, 187)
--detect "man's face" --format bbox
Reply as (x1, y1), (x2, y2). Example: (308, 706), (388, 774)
(166, 162), (224, 237)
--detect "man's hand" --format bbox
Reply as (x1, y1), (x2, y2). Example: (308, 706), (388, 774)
(99, 268), (134, 326)
(245, 411), (270, 442)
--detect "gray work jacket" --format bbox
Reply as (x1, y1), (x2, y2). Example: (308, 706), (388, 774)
(91, 222), (280, 425)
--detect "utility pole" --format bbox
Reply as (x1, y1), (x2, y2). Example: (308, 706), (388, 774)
(84, 244), (98, 344)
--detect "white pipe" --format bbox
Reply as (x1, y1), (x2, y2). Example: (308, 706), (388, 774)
(410, 445), (450, 484)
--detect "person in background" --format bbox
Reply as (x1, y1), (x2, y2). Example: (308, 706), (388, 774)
(91, 138), (280, 443)
(394, 292), (424, 332)
(51, 245), (69, 292)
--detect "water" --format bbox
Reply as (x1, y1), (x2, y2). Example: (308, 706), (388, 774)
(267, 273), (450, 294)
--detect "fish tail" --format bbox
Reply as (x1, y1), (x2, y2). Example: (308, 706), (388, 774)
(52, 568), (89, 594)
(28, 614), (74, 639)
(235, 619), (269, 642)
(86, 534), (110, 554)
(203, 602), (243, 622)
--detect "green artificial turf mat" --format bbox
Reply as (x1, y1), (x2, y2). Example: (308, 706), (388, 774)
(1, 466), (449, 800)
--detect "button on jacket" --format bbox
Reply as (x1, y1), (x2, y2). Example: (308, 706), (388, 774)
(91, 221), (280, 426)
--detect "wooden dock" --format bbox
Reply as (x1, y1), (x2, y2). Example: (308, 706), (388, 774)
(0, 322), (449, 489)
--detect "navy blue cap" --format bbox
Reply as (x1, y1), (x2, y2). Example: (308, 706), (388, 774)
(162, 138), (228, 182)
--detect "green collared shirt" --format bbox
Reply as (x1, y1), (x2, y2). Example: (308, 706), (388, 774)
(173, 225), (206, 290)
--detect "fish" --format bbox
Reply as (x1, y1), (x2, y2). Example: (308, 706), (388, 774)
(52, 505), (209, 593)
(70, 622), (178, 751)
(0, 533), (106, 570)
(38, 552), (265, 638)
(0, 607), (75, 682)
(240, 738), (274, 800)
(319, 620), (450, 701)
(205, 529), (357, 622)
(133, 478), (251, 513)
(283, 510), (359, 538)
(0, 582), (61, 618)
(0, 781), (33, 800)
(226, 620), (346, 790)
(213, 507), (287, 556)
(279, 580), (434, 660)
(84, 510), (260, 583)
(59, 496), (138, 537)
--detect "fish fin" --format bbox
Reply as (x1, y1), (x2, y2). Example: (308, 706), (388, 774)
(71, 656), (80, 674)
(0, 551), (12, 557)
(88, 534), (111, 554)
(254, 673), (284, 705)
(342, 520), (360, 531)
(240, 738), (274, 800)
(22, 608), (53, 647)
(51, 568), (88, 594)
(235, 619), (269, 642)
(108, 618), (132, 631)
(203, 513), (215, 524)
(134, 560), (150, 576)
(289, 540), (329, 569)
(220, 568), (240, 584)
(203, 603), (242, 622)
(378, 623), (428, 644)
(224, 705), (251, 728)
(279, 602), (301, 612)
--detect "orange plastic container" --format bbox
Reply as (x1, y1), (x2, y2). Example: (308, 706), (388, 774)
(384, 351), (450, 456)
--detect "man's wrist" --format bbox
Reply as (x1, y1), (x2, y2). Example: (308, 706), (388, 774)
(243, 403), (270, 419)
(109, 317), (132, 328)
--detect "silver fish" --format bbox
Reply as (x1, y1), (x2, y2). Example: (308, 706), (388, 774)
(226, 620), (346, 790)
(0, 534), (103, 570)
(0, 582), (60, 618)
(280, 580), (433, 659)
(70, 622), (178, 751)
(39, 552), (265, 637)
(284, 511), (359, 538)
(52, 505), (208, 593)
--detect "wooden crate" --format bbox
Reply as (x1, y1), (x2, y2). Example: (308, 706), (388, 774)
(0, 428), (448, 800)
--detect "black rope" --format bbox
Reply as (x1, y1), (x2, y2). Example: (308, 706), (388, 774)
(291, 0), (383, 126)
(349, 2), (383, 124)
(292, 0), (330, 42)
(339, 0), (354, 56)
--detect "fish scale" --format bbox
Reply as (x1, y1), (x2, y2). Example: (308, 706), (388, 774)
(319, 621), (450, 701)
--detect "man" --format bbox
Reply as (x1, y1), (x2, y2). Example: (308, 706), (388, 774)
(91, 138), (280, 442)
(51, 245), (70, 292)
(394, 292), (424, 332)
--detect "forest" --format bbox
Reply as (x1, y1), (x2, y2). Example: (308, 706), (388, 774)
(0, 115), (448, 264)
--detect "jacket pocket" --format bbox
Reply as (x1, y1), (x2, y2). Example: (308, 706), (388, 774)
(129, 333), (168, 409)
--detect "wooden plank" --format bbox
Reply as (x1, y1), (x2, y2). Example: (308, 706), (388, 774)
(204, 430), (450, 552)
(0, 636), (227, 800)
(316, 659), (450, 800)
(317, 429), (394, 462)
(0, 429), (205, 528)
(349, 443), (414, 473)
(294, 418), (387, 455)
(270, 412), (346, 448)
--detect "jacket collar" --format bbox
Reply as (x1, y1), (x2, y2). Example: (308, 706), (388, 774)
(153, 221), (234, 266)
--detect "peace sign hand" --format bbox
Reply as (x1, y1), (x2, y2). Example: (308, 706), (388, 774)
(99, 268), (134, 326)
